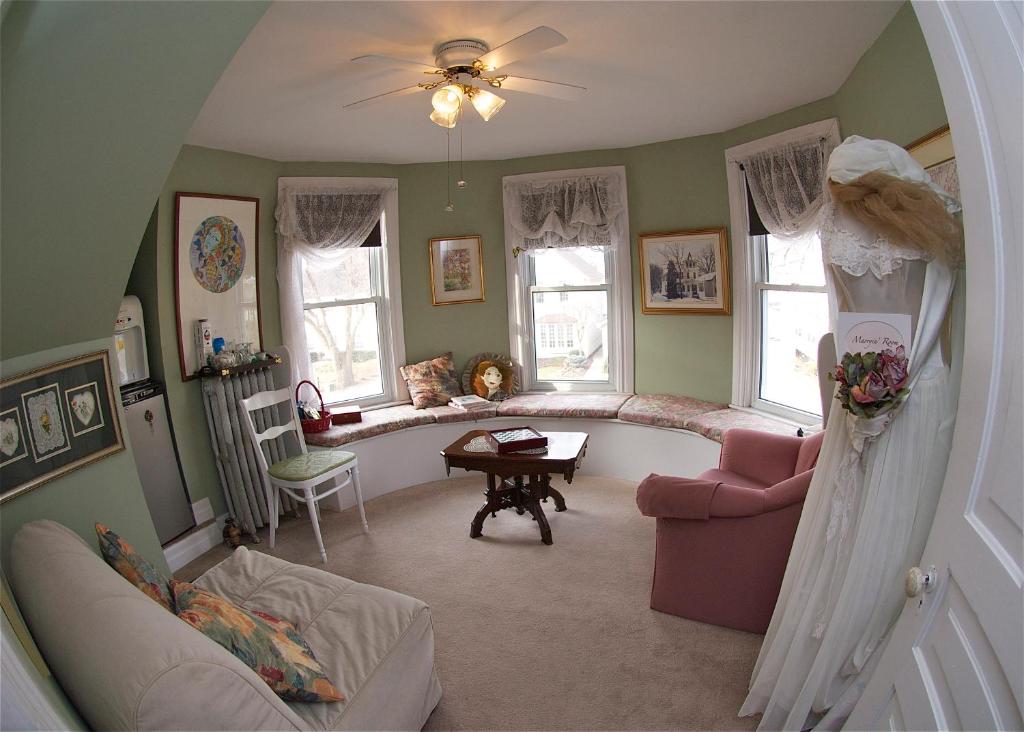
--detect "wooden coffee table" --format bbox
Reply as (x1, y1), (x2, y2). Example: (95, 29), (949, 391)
(440, 430), (589, 545)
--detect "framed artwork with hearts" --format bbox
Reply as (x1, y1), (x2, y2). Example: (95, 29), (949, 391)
(1, 350), (123, 503)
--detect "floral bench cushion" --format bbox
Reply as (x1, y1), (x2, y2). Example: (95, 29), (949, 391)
(304, 405), (435, 448)
(424, 404), (499, 424)
(682, 408), (800, 444)
(618, 394), (726, 430)
(495, 393), (632, 419)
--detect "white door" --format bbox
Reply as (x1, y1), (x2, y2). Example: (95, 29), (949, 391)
(848, 2), (1023, 729)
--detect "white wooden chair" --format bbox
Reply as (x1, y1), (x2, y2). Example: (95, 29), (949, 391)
(238, 386), (368, 562)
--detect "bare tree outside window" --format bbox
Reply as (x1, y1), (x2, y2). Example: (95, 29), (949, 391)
(301, 248), (385, 404)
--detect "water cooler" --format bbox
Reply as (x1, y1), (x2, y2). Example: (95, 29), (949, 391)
(115, 296), (195, 545)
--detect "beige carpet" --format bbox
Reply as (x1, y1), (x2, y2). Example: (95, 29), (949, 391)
(179, 475), (762, 730)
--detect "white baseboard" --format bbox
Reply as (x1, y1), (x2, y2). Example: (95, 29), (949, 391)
(163, 513), (228, 572)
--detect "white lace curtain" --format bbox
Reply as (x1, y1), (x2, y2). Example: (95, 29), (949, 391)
(740, 136), (835, 240)
(275, 178), (395, 384)
(276, 182), (389, 263)
(503, 173), (625, 252)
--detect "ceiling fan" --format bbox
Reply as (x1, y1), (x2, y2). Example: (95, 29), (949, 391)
(344, 26), (586, 128)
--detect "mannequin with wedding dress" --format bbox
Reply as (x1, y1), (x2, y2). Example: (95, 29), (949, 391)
(739, 136), (964, 731)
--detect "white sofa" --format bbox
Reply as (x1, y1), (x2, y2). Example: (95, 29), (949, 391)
(10, 521), (442, 731)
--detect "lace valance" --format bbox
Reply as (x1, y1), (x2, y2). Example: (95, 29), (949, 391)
(739, 135), (835, 240)
(503, 173), (625, 252)
(276, 179), (394, 264)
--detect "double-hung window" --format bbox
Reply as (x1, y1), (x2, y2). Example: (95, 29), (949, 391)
(299, 223), (392, 405)
(503, 166), (633, 393)
(725, 119), (839, 422)
(277, 177), (405, 409)
(752, 232), (829, 416)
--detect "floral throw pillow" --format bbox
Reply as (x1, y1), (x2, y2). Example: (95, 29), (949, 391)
(400, 352), (462, 408)
(171, 581), (344, 703)
(95, 523), (174, 613)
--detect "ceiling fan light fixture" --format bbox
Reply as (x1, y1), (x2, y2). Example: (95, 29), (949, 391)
(429, 108), (459, 129)
(431, 84), (464, 115)
(470, 88), (506, 122)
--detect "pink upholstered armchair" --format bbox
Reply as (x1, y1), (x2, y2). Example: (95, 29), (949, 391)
(636, 428), (825, 634)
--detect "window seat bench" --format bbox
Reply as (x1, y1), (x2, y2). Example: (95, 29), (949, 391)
(301, 393), (809, 515)
(304, 393), (802, 449)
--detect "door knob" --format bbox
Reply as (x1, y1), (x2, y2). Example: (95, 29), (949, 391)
(905, 565), (937, 598)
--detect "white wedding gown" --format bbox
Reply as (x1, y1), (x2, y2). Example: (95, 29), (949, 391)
(739, 201), (962, 730)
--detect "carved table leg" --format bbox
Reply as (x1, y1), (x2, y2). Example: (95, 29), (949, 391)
(471, 474), (497, 539)
(526, 499), (553, 545)
(543, 475), (567, 512)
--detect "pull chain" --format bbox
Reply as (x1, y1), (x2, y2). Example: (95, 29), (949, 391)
(457, 117), (467, 189)
(445, 125), (455, 212)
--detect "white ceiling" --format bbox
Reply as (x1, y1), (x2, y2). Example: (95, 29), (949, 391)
(186, 1), (901, 163)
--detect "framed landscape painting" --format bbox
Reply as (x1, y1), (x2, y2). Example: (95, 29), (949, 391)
(175, 192), (263, 380)
(429, 235), (485, 305)
(639, 228), (731, 315)
(0, 350), (124, 503)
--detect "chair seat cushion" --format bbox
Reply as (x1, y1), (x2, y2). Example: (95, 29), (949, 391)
(195, 547), (442, 731)
(268, 450), (355, 482)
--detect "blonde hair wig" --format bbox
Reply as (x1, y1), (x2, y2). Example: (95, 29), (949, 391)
(829, 171), (964, 268)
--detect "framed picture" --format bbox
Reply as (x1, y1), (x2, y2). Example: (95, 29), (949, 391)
(428, 235), (485, 305)
(1, 351), (124, 503)
(175, 192), (263, 381)
(907, 125), (959, 201)
(639, 228), (731, 315)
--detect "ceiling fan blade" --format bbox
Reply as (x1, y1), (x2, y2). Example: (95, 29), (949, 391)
(343, 84), (425, 110)
(351, 54), (441, 74)
(475, 26), (567, 71)
(499, 75), (586, 101)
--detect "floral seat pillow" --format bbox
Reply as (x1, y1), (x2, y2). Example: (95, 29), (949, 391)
(400, 352), (462, 408)
(171, 580), (344, 703)
(95, 523), (174, 613)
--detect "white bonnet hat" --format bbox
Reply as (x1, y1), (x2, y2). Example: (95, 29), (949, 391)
(826, 135), (961, 213)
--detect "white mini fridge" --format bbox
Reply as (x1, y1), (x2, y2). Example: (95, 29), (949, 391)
(116, 296), (195, 545)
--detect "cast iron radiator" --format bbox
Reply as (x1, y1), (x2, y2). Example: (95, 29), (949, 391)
(201, 367), (300, 540)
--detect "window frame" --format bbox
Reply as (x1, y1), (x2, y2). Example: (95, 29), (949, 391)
(503, 166), (634, 394)
(724, 119), (840, 424)
(283, 176), (406, 409)
(749, 234), (829, 420)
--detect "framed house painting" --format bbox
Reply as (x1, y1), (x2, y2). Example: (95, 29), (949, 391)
(428, 235), (485, 305)
(175, 192), (263, 380)
(0, 350), (124, 503)
(907, 125), (959, 201)
(639, 228), (731, 315)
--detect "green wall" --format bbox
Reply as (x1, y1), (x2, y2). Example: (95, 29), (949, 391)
(834, 2), (949, 146)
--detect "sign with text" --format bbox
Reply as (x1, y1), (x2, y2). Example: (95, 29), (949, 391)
(837, 312), (912, 355)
